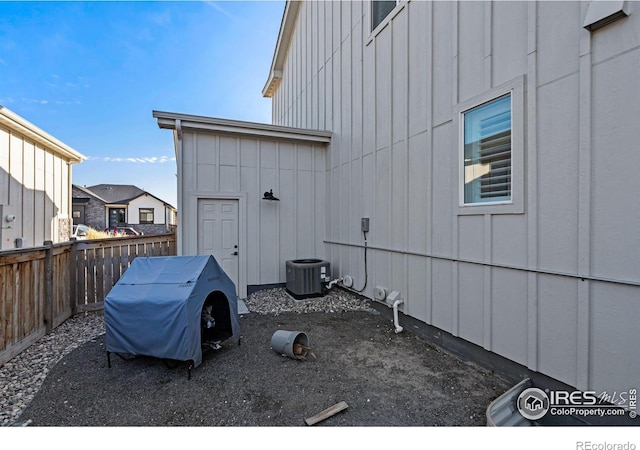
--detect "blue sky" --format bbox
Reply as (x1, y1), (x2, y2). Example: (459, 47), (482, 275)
(0, 0), (285, 208)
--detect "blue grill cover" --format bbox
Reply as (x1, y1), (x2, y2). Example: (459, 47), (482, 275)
(104, 255), (240, 368)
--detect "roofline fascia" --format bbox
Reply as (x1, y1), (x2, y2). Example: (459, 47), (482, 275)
(0, 105), (86, 163)
(153, 110), (331, 144)
(129, 191), (177, 211)
(262, 1), (301, 98)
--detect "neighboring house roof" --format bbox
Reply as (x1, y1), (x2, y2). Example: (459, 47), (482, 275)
(0, 105), (86, 163)
(73, 183), (176, 210)
(73, 184), (109, 203)
(129, 191), (177, 211)
(86, 184), (145, 204)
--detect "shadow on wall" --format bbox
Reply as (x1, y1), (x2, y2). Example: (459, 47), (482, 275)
(0, 168), (61, 250)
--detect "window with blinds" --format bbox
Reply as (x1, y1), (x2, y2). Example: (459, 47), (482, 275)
(139, 208), (154, 224)
(463, 94), (512, 204)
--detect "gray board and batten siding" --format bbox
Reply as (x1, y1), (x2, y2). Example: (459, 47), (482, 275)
(153, 112), (332, 301)
(263, 0), (640, 396)
(0, 106), (85, 250)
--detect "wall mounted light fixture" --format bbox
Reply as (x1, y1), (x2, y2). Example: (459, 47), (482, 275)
(262, 189), (280, 201)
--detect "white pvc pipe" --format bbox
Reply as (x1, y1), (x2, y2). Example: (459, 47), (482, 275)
(327, 277), (343, 289)
(392, 299), (404, 333)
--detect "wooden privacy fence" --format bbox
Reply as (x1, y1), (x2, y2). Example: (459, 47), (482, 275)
(0, 233), (176, 367)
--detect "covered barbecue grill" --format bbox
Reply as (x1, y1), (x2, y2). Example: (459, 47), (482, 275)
(104, 255), (241, 377)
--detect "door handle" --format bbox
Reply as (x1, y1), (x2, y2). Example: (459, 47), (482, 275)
(232, 251), (238, 256)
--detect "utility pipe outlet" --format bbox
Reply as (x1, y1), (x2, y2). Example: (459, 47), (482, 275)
(392, 299), (404, 334)
(327, 277), (343, 289)
(385, 291), (404, 333)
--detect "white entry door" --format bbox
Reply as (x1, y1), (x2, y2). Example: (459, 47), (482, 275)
(198, 199), (239, 294)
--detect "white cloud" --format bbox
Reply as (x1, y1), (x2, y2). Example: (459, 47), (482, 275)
(12, 96), (82, 106)
(148, 10), (171, 27)
(203, 1), (235, 18)
(90, 156), (176, 164)
(21, 97), (49, 104)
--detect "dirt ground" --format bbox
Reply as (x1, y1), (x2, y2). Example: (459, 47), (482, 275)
(16, 308), (510, 427)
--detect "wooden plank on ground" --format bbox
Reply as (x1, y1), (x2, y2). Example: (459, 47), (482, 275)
(304, 401), (349, 426)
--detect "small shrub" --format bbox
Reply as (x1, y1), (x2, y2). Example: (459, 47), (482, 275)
(86, 228), (112, 239)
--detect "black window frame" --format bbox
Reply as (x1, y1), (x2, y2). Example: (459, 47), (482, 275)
(139, 208), (154, 224)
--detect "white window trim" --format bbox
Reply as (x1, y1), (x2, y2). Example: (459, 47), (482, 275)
(456, 75), (525, 215)
(367, 0), (408, 44)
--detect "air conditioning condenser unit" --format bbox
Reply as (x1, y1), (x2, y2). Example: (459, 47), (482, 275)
(285, 259), (331, 300)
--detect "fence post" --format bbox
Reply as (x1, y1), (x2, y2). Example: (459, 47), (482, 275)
(69, 238), (77, 315)
(44, 240), (54, 333)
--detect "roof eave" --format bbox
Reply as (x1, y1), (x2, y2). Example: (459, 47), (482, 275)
(129, 191), (177, 210)
(262, 1), (301, 98)
(0, 105), (86, 163)
(153, 110), (331, 144)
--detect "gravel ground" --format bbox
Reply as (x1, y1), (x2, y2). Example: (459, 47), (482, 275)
(0, 314), (105, 427)
(1, 287), (509, 427)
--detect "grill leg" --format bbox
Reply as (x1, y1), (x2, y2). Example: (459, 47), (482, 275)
(107, 351), (111, 368)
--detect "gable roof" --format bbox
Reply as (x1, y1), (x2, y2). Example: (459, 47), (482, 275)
(128, 191), (177, 211)
(74, 183), (176, 210)
(73, 184), (108, 203)
(86, 184), (146, 204)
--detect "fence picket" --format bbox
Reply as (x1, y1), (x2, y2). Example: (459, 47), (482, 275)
(0, 234), (176, 366)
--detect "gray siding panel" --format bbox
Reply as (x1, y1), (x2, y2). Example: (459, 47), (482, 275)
(431, 259), (453, 333)
(491, 268), (528, 365)
(590, 283), (640, 391)
(408, 1), (429, 138)
(458, 1), (486, 102)
(537, 76), (580, 273)
(431, 124), (454, 257)
(492, 1), (528, 87)
(457, 262), (485, 346)
(537, 1), (580, 86)
(267, 0), (639, 394)
(407, 132), (429, 254)
(179, 129), (328, 293)
(0, 121), (77, 249)
(458, 215), (484, 262)
(538, 275), (579, 387)
(591, 50), (640, 281)
(432, 1), (453, 126)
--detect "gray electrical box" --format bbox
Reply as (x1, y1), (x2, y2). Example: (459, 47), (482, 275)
(361, 217), (370, 232)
